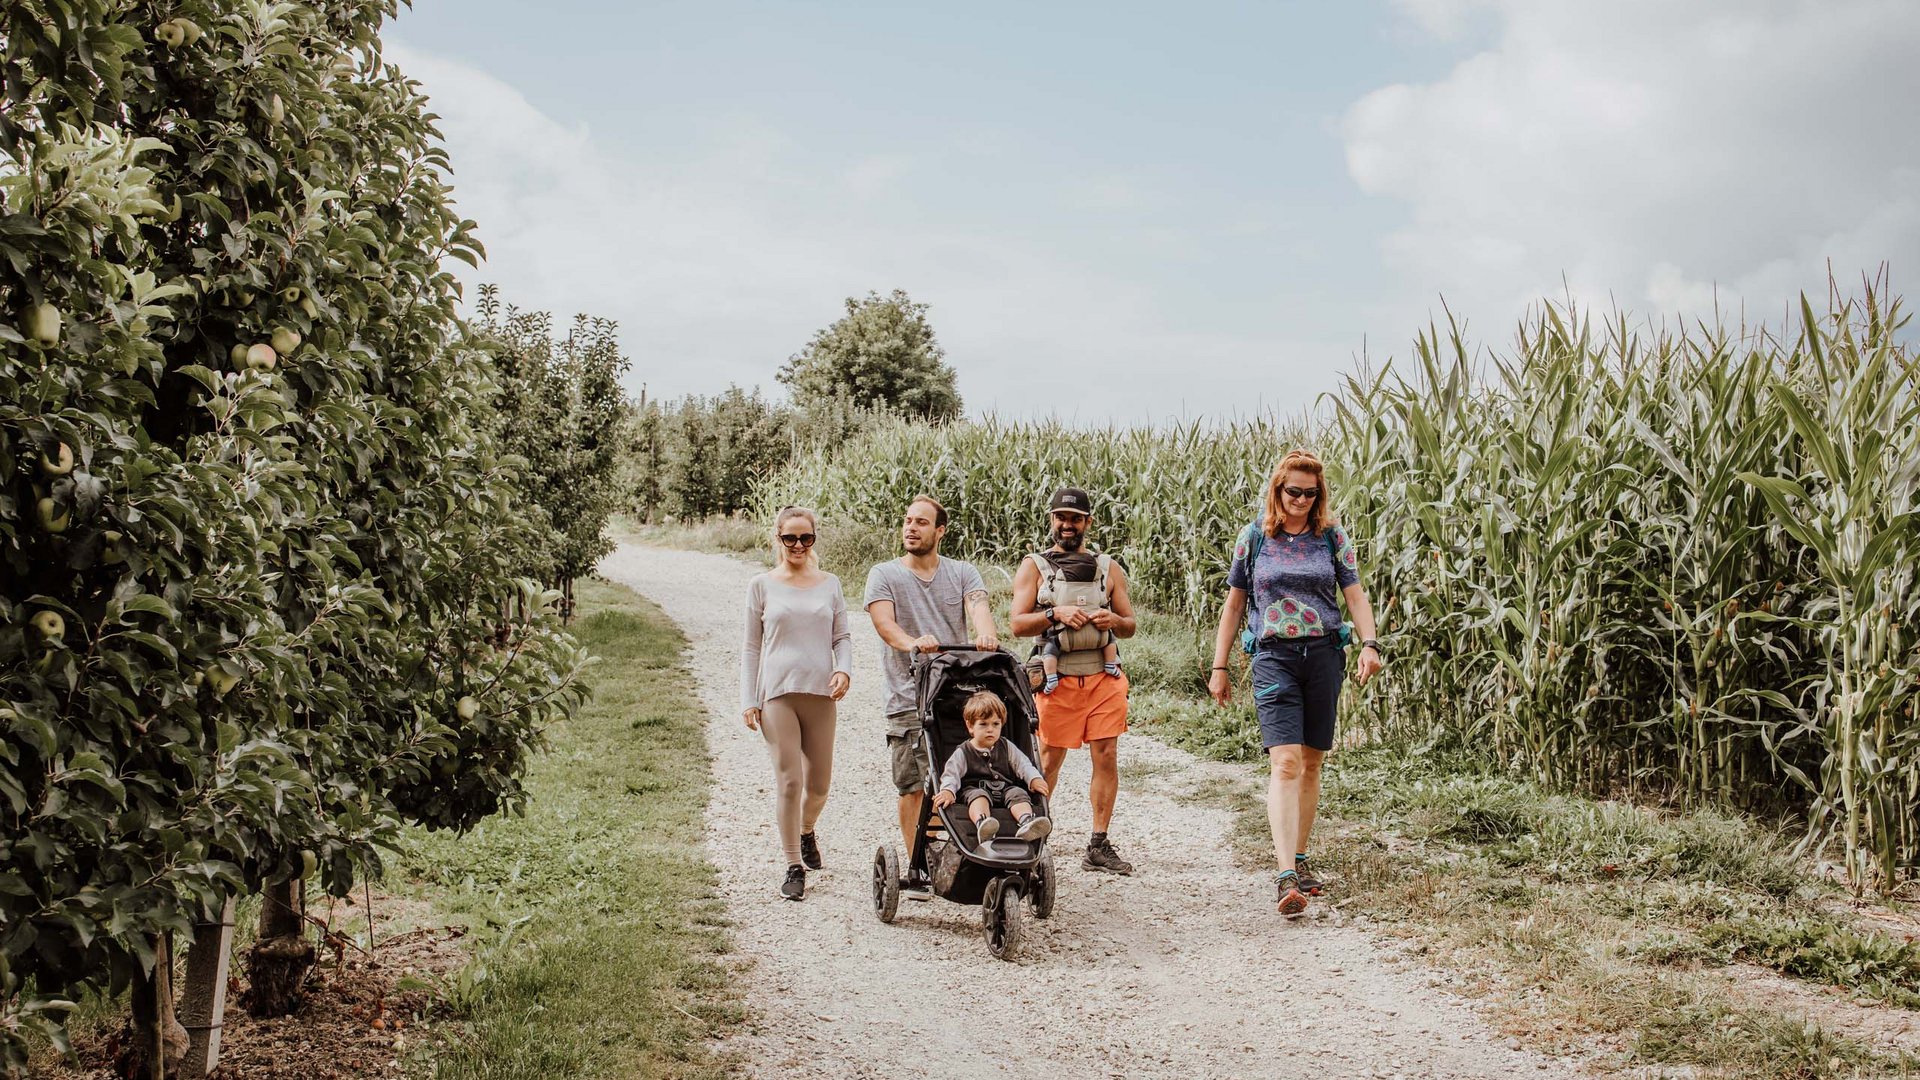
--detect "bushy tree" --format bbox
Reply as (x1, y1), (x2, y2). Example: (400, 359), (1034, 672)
(0, 2), (586, 1072)
(475, 288), (631, 602)
(777, 289), (962, 422)
(625, 386), (878, 521)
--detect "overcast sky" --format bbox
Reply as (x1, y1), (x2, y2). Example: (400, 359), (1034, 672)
(388, 0), (1920, 422)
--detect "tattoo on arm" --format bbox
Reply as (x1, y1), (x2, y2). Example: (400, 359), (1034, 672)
(965, 589), (988, 605)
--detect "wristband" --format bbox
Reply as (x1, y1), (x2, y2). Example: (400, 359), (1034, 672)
(1362, 639), (1383, 657)
(1211, 666), (1229, 671)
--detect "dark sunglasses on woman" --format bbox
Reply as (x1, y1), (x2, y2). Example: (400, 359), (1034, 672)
(1278, 485), (1320, 500)
(779, 533), (817, 548)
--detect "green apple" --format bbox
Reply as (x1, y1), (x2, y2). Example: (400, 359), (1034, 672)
(230, 343), (250, 367)
(36, 497), (70, 534)
(188, 670), (205, 688)
(25, 302), (61, 345)
(299, 296), (318, 319)
(298, 850), (318, 879)
(39, 443), (74, 476)
(205, 667), (240, 696)
(155, 19), (186, 47)
(269, 94), (285, 125)
(270, 326), (301, 354)
(30, 611), (65, 641)
(101, 530), (126, 565)
(245, 343), (277, 372)
(456, 696), (480, 721)
(279, 285), (300, 304)
(177, 18), (202, 45)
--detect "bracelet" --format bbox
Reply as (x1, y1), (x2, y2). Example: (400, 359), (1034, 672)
(1211, 665), (1229, 671)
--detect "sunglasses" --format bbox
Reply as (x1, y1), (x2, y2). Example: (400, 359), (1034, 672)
(1278, 485), (1320, 501)
(778, 533), (817, 548)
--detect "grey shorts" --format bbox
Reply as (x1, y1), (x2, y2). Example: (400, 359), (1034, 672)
(959, 780), (1032, 810)
(886, 714), (925, 795)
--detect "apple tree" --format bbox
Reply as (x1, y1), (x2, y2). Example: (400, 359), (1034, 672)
(1, 1), (586, 1073)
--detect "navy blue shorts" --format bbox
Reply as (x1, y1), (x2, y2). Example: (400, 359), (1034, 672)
(1251, 636), (1346, 751)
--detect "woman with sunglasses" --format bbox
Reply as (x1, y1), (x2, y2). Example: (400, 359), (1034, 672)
(742, 506), (852, 900)
(1207, 449), (1383, 917)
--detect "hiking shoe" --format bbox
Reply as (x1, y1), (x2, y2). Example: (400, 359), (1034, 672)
(799, 831), (823, 871)
(1294, 856), (1323, 896)
(1082, 836), (1134, 875)
(1015, 814), (1052, 842)
(1275, 870), (1307, 917)
(781, 864), (806, 901)
(976, 815), (1001, 842)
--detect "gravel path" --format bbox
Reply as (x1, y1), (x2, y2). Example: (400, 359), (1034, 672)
(600, 544), (1583, 1080)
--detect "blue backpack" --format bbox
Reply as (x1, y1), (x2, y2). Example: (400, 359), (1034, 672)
(1236, 517), (1354, 655)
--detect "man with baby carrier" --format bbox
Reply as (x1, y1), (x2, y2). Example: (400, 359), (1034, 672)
(1010, 486), (1138, 875)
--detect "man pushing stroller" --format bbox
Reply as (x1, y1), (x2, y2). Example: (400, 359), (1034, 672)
(933, 692), (1054, 842)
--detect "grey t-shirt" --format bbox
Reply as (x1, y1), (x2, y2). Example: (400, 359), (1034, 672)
(863, 557), (988, 722)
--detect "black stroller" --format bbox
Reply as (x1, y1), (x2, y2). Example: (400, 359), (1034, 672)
(871, 646), (1056, 960)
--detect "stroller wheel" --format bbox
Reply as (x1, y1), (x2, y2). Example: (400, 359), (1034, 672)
(1030, 850), (1056, 920)
(982, 876), (1026, 961)
(872, 844), (901, 924)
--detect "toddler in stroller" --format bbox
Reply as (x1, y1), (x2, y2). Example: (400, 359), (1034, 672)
(933, 691), (1053, 842)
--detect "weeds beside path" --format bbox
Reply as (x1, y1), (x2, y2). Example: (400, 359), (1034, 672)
(401, 577), (740, 1079)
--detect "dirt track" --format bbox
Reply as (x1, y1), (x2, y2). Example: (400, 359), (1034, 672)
(600, 544), (1582, 1080)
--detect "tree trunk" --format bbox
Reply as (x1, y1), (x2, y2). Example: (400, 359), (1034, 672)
(561, 576), (575, 624)
(178, 896), (237, 1077)
(243, 878), (314, 1017)
(117, 934), (188, 1079)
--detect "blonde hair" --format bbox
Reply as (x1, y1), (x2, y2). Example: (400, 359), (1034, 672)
(1263, 449), (1337, 538)
(962, 690), (1006, 728)
(771, 505), (821, 568)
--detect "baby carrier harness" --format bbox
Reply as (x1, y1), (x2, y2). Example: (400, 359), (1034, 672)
(1029, 551), (1114, 677)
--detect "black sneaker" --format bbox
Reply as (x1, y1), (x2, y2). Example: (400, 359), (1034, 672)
(780, 863), (806, 901)
(1294, 856), (1324, 896)
(1082, 836), (1134, 875)
(800, 831), (823, 871)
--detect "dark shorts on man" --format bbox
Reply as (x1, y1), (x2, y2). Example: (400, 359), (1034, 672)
(1251, 635), (1345, 750)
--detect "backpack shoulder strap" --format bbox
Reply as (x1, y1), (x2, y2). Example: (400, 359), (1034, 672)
(1094, 553), (1113, 594)
(1245, 518), (1266, 564)
(1029, 552), (1058, 601)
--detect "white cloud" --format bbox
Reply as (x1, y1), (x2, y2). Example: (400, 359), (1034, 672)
(1345, 0), (1920, 332)
(387, 43), (1342, 421)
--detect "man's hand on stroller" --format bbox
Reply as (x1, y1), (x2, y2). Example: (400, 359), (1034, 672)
(973, 628), (1000, 652)
(912, 634), (941, 653)
(932, 789), (955, 809)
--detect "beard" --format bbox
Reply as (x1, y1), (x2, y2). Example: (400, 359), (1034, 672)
(903, 533), (937, 556)
(1052, 525), (1085, 552)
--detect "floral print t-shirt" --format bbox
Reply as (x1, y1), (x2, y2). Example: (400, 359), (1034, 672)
(1226, 519), (1359, 643)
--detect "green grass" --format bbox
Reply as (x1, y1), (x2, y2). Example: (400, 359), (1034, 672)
(400, 577), (739, 1079)
(1148, 733), (1920, 1078)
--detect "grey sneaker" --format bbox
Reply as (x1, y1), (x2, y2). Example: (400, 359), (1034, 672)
(976, 815), (1001, 842)
(1015, 814), (1052, 841)
(1082, 836), (1133, 875)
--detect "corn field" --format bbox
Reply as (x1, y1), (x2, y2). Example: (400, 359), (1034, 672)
(763, 288), (1920, 889)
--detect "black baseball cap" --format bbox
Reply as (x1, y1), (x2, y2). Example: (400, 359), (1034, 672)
(1048, 487), (1092, 515)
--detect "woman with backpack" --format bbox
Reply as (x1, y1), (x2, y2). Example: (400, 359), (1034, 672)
(1207, 449), (1384, 917)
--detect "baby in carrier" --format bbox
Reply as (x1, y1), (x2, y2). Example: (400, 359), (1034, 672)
(1035, 623), (1122, 695)
(933, 691), (1054, 842)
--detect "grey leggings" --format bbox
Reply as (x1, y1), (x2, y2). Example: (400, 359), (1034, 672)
(762, 693), (837, 866)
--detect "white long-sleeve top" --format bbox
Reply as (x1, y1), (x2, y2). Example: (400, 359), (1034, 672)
(741, 573), (853, 713)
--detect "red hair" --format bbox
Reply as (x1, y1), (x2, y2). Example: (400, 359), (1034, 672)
(1263, 449), (1335, 538)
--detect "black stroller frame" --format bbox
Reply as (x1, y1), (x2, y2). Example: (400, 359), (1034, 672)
(870, 646), (1056, 960)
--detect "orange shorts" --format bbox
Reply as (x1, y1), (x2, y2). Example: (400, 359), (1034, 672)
(1036, 671), (1129, 750)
